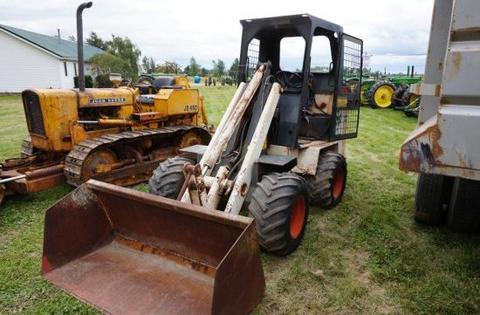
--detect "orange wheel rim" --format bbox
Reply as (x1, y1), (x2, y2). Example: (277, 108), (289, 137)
(289, 195), (306, 239)
(332, 167), (345, 199)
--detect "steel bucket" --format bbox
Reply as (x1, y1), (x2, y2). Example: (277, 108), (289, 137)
(42, 180), (265, 315)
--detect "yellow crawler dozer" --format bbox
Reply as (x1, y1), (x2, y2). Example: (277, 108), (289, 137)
(0, 2), (210, 205)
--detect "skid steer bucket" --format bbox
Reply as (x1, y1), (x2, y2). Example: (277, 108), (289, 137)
(42, 180), (265, 315)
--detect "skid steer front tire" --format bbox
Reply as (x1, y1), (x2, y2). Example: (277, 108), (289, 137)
(148, 157), (194, 199)
(305, 152), (347, 209)
(248, 173), (309, 256)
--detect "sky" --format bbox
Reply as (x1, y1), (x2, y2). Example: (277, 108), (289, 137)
(0, 0), (434, 74)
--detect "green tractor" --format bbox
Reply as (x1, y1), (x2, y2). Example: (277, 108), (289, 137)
(347, 75), (376, 106)
(389, 75), (422, 118)
(363, 70), (422, 110)
(365, 79), (395, 108)
(349, 66), (422, 113)
(393, 83), (421, 117)
(355, 75), (398, 109)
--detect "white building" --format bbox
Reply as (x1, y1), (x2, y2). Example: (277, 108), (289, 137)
(0, 24), (104, 93)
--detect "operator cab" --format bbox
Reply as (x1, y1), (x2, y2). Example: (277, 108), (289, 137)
(238, 14), (362, 147)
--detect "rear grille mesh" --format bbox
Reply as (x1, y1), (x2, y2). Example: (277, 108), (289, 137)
(22, 91), (45, 136)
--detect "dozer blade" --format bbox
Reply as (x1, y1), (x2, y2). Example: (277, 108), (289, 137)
(42, 180), (265, 315)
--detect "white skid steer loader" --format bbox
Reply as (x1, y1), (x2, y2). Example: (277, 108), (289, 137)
(41, 14), (362, 315)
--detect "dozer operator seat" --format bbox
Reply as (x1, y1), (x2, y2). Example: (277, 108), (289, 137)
(152, 76), (178, 90)
(135, 75), (179, 94)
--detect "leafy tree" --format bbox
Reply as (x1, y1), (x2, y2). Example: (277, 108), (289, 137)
(141, 56), (156, 73)
(149, 58), (156, 73)
(158, 61), (181, 74)
(86, 33), (141, 79)
(187, 57), (201, 76)
(86, 32), (107, 50)
(211, 59), (226, 77)
(141, 56), (149, 73)
(89, 53), (131, 78)
(200, 67), (209, 77)
(228, 58), (239, 78)
(154, 64), (167, 73)
(106, 35), (141, 79)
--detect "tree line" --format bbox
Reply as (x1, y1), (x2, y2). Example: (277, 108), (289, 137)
(86, 32), (239, 81)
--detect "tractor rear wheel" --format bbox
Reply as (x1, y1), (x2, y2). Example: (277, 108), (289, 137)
(401, 91), (419, 108)
(368, 81), (395, 109)
(414, 174), (452, 225)
(148, 156), (194, 199)
(402, 91), (420, 117)
(392, 86), (408, 109)
(248, 173), (309, 256)
(305, 152), (347, 209)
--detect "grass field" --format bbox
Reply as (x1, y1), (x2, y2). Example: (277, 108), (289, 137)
(1, 87), (479, 314)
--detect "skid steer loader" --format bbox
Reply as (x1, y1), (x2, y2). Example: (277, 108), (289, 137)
(41, 14), (362, 314)
(0, 2), (210, 206)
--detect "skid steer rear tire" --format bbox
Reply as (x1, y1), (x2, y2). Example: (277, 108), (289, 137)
(414, 174), (452, 225)
(305, 152), (347, 209)
(148, 157), (194, 199)
(248, 173), (309, 256)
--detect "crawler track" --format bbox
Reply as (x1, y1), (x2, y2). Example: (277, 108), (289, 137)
(64, 126), (208, 186)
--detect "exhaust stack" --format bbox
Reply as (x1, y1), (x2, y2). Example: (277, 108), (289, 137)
(76, 2), (92, 91)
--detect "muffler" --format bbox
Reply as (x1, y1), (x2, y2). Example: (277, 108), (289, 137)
(42, 180), (265, 315)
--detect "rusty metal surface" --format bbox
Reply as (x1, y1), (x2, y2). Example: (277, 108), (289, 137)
(42, 184), (112, 272)
(212, 222), (265, 314)
(64, 126), (207, 186)
(417, 0), (452, 124)
(400, 115), (440, 173)
(442, 41), (480, 99)
(42, 180), (265, 314)
(401, 0), (480, 181)
(45, 240), (215, 315)
(267, 142), (340, 176)
(400, 105), (480, 180)
(131, 111), (163, 121)
(201, 66), (265, 170)
(21, 171), (65, 194)
(25, 163), (64, 179)
(1, 163), (65, 197)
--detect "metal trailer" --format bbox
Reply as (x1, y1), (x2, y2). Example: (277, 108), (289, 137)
(400, 0), (480, 231)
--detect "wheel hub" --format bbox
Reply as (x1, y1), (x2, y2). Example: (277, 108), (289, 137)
(289, 195), (306, 239)
(332, 167), (346, 200)
(178, 131), (204, 148)
(81, 149), (117, 181)
(374, 85), (394, 108)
